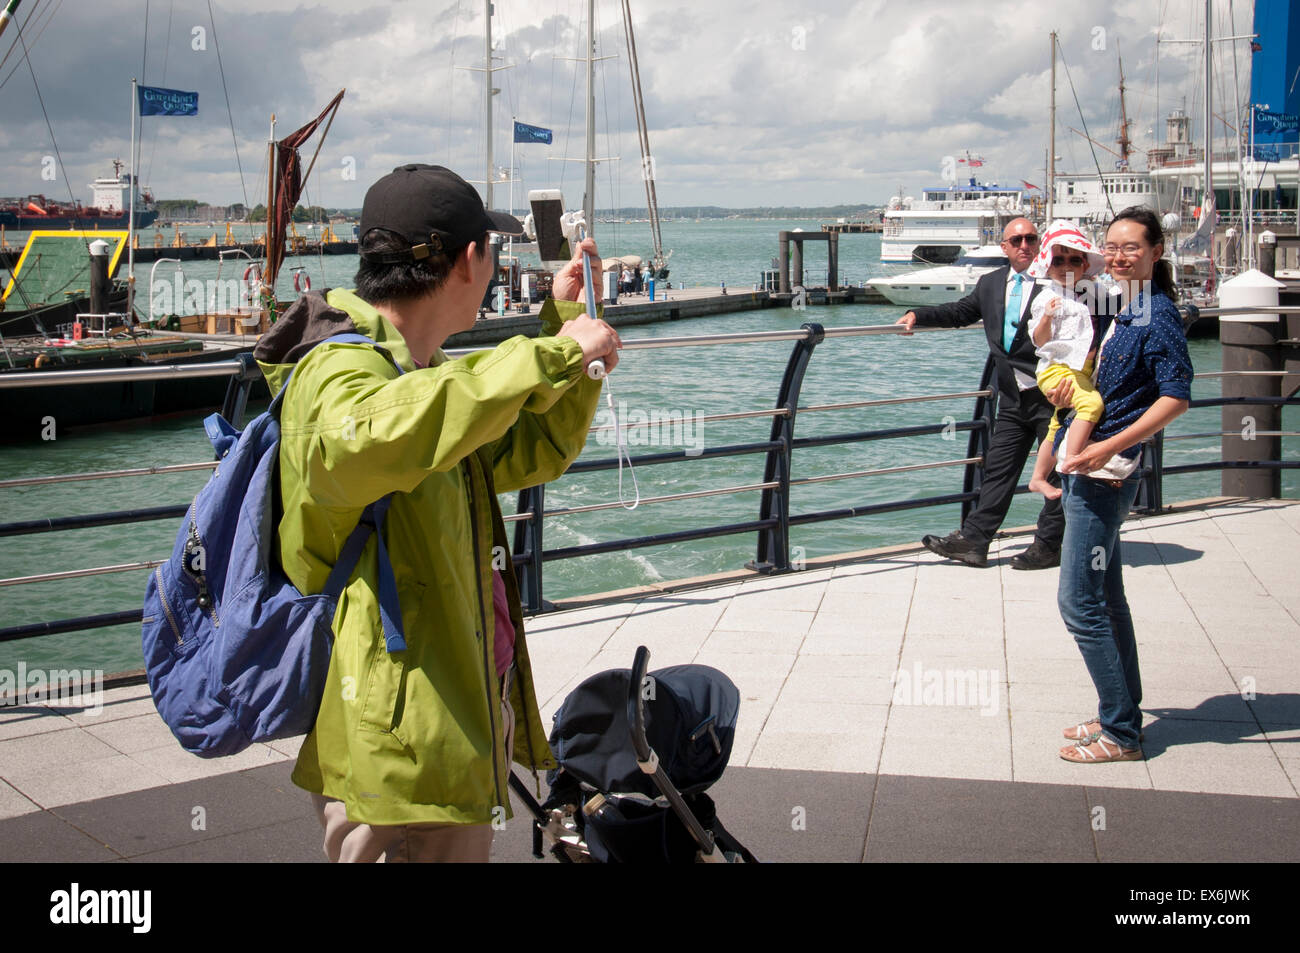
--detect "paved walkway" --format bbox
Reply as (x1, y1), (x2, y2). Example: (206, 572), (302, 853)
(2, 498), (1297, 862)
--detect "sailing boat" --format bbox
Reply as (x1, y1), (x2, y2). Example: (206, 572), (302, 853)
(500, 1), (670, 287)
(0, 91), (347, 440)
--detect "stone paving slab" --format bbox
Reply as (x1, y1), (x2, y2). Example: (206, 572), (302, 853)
(0, 498), (1297, 860)
(4, 759), (1295, 863)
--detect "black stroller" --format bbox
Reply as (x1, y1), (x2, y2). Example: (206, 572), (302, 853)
(508, 646), (758, 863)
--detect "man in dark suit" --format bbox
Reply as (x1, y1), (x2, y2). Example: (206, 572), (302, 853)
(894, 217), (1062, 570)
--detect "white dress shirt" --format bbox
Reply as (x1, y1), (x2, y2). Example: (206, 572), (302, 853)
(1004, 269), (1036, 390)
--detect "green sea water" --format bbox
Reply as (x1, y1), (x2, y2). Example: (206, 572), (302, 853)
(0, 220), (1294, 674)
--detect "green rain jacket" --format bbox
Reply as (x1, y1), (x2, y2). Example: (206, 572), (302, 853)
(253, 287), (601, 826)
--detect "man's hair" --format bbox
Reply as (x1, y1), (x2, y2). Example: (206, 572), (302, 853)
(354, 228), (490, 305)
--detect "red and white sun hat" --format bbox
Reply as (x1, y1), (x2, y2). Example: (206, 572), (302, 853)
(1027, 220), (1106, 279)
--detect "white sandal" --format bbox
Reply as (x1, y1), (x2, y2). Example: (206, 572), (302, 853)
(1059, 735), (1142, 763)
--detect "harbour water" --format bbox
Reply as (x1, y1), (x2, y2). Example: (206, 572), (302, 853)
(0, 220), (1294, 675)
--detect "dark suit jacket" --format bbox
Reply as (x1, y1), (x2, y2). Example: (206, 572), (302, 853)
(910, 266), (1042, 404)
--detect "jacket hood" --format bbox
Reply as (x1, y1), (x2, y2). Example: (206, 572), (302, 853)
(254, 289), (416, 393)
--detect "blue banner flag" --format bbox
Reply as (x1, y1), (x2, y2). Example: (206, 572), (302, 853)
(513, 121), (552, 144)
(138, 85), (199, 117)
(1253, 106), (1298, 135)
(1253, 145), (1280, 162)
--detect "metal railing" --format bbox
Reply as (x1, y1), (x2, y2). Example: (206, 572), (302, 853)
(1, 316), (1296, 642)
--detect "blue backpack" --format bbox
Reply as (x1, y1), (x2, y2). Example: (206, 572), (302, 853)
(142, 333), (407, 758)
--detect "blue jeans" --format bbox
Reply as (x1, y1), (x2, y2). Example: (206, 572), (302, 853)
(1057, 473), (1143, 749)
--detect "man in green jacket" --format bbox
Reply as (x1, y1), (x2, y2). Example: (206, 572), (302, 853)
(253, 164), (619, 862)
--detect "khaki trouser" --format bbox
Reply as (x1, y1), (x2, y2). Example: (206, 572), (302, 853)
(311, 684), (516, 863)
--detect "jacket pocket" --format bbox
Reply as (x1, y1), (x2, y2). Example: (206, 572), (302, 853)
(357, 579), (426, 736)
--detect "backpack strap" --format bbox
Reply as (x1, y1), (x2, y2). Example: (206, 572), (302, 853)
(319, 496), (406, 654)
(282, 331), (409, 654)
(266, 332), (400, 420)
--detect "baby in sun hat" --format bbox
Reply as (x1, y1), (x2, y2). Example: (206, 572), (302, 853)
(1025, 220), (1133, 498)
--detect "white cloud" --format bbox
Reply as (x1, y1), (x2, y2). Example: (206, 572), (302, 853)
(0, 0), (1232, 209)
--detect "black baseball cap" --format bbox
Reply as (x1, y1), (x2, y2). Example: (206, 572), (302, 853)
(359, 164), (525, 263)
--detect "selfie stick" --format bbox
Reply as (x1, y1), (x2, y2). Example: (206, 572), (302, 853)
(578, 225), (607, 380)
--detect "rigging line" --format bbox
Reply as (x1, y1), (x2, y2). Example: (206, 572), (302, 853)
(0, 0), (60, 94)
(141, 0), (149, 81)
(560, 0), (582, 195)
(1056, 37), (1114, 220)
(547, 0), (561, 162)
(12, 11), (92, 259)
(206, 0), (249, 212)
(498, 0), (518, 118)
(143, 0), (173, 188)
(299, 179), (327, 287)
(447, 0), (460, 165)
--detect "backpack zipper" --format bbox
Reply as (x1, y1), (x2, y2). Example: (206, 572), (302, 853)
(464, 459), (504, 812)
(182, 501), (220, 628)
(154, 565), (183, 646)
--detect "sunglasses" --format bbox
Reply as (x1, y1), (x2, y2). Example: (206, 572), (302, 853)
(1050, 254), (1087, 267)
(1004, 234), (1039, 247)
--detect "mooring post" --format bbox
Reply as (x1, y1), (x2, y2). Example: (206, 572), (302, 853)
(1219, 238), (1284, 500)
(777, 231), (791, 295)
(827, 231), (839, 292)
(1258, 230), (1276, 278)
(88, 239), (110, 316)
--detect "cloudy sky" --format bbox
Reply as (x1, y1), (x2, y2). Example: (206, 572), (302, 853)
(0, 0), (1256, 211)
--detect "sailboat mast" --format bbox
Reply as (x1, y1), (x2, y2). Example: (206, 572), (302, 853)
(128, 78), (138, 319)
(1048, 32), (1056, 222)
(0, 1), (23, 42)
(1204, 0), (1213, 239)
(1117, 49), (1132, 166)
(485, 0), (494, 211)
(265, 115), (277, 294)
(621, 0), (663, 268)
(583, 0), (596, 234)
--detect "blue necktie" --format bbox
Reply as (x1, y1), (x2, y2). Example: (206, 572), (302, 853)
(1003, 273), (1024, 351)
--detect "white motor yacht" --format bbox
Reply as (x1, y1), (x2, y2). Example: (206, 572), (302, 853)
(866, 245), (1009, 307)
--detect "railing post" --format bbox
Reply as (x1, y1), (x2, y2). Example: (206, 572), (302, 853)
(749, 322), (823, 573)
(961, 354), (998, 525)
(219, 352), (261, 429)
(513, 483), (545, 612)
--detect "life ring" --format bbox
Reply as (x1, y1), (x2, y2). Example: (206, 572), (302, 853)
(293, 270), (311, 293)
(243, 263), (262, 284)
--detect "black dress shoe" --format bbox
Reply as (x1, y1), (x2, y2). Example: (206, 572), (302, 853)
(1010, 539), (1061, 571)
(920, 530), (988, 568)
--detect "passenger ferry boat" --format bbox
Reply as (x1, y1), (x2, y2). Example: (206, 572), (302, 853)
(880, 176), (1029, 265)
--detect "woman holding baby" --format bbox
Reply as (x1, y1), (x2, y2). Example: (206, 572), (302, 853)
(1037, 206), (1194, 763)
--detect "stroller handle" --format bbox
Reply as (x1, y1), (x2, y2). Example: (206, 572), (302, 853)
(629, 645), (654, 762)
(626, 645), (717, 857)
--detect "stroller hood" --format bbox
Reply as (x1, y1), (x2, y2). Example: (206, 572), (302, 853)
(549, 664), (740, 797)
